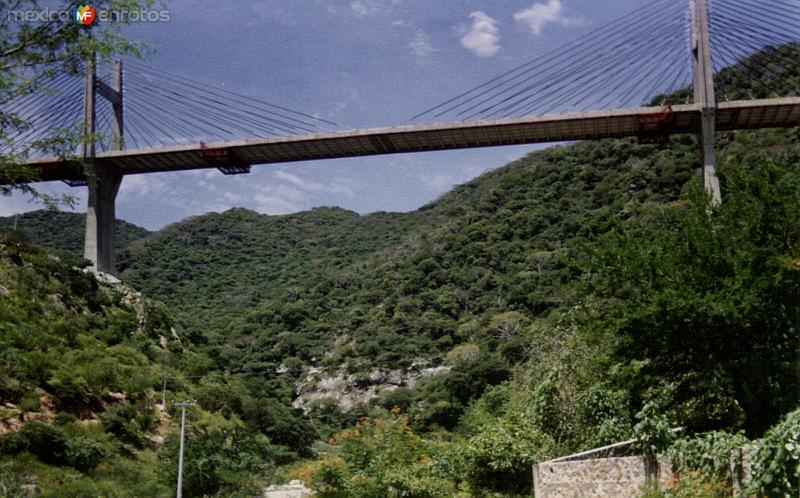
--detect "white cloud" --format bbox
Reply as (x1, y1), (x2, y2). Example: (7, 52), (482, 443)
(349, 0), (402, 17)
(253, 186), (303, 214)
(514, 0), (588, 35)
(460, 11), (501, 58)
(119, 174), (170, 200)
(350, 1), (371, 16)
(408, 31), (436, 57)
(273, 170), (353, 196)
(418, 173), (456, 192)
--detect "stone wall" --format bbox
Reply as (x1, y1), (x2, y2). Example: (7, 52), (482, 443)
(532, 456), (673, 498)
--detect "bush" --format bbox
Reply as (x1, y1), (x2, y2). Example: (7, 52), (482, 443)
(158, 412), (274, 498)
(19, 394), (40, 413)
(458, 421), (550, 495)
(101, 403), (145, 447)
(668, 431), (749, 484)
(47, 369), (93, 411)
(54, 411), (77, 426)
(19, 421), (68, 465)
(746, 408), (800, 496)
(2, 422), (107, 472)
(310, 414), (457, 498)
(65, 436), (108, 472)
(0, 431), (27, 456)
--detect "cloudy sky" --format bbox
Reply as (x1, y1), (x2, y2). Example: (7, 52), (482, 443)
(2, 0), (644, 230)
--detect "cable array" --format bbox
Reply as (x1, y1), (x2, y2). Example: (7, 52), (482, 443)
(0, 61), (342, 155)
(0, 73), (85, 155)
(710, 0), (800, 100)
(411, 0), (692, 122)
(412, 0), (800, 123)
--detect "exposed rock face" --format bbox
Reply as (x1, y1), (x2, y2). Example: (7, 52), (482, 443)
(93, 270), (181, 346)
(0, 394), (56, 435)
(264, 480), (312, 498)
(292, 366), (450, 411)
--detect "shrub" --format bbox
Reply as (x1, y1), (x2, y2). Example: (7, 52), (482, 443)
(20, 421), (69, 464)
(47, 369), (93, 411)
(17, 421), (68, 465)
(65, 436), (108, 472)
(746, 408), (800, 496)
(458, 421), (550, 495)
(668, 431), (749, 484)
(0, 431), (26, 456)
(19, 393), (40, 413)
(54, 411), (77, 426)
(310, 415), (457, 498)
(101, 403), (144, 447)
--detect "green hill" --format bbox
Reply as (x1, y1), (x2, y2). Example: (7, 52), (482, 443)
(0, 210), (149, 261)
(116, 136), (697, 372)
(0, 233), (323, 496)
(116, 206), (437, 347)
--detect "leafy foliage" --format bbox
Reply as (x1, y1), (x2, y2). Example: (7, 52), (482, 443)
(0, 233), (316, 495)
(746, 408), (800, 497)
(669, 431), (749, 484)
(309, 414), (458, 498)
(582, 130), (800, 435)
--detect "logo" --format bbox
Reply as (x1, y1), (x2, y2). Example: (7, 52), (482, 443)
(72, 5), (96, 25)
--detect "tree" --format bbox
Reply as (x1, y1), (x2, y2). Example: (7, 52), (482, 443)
(584, 145), (800, 435)
(0, 0), (151, 202)
(488, 311), (530, 340)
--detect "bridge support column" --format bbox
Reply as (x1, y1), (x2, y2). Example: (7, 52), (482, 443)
(699, 108), (720, 204)
(84, 170), (122, 274)
(82, 56), (124, 275)
(692, 0), (721, 205)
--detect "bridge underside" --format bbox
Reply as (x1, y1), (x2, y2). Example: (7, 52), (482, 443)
(24, 97), (800, 182)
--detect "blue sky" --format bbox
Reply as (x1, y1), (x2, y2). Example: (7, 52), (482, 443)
(2, 0), (644, 230)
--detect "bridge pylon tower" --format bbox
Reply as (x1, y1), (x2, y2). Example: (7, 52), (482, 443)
(691, 0), (722, 205)
(82, 56), (123, 274)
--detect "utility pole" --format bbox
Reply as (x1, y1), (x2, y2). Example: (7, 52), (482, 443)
(173, 400), (195, 498)
(691, 0), (722, 205)
(162, 375), (167, 408)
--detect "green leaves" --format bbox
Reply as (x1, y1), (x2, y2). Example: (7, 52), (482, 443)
(746, 408), (800, 496)
(582, 132), (800, 435)
(668, 431), (749, 481)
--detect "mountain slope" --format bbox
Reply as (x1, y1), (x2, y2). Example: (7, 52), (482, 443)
(0, 210), (149, 260)
(116, 207), (439, 346)
(0, 232), (322, 496)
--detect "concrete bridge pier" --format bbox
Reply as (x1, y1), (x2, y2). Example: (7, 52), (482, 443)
(84, 169), (122, 274)
(82, 57), (124, 275)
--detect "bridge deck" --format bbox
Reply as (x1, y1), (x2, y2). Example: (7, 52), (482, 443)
(23, 97), (800, 182)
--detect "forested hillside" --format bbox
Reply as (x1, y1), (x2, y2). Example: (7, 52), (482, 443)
(0, 233), (324, 496)
(113, 136), (698, 372)
(0, 210), (149, 261)
(116, 207), (437, 348)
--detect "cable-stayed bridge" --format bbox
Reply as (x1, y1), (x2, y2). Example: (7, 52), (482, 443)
(2, 0), (800, 274)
